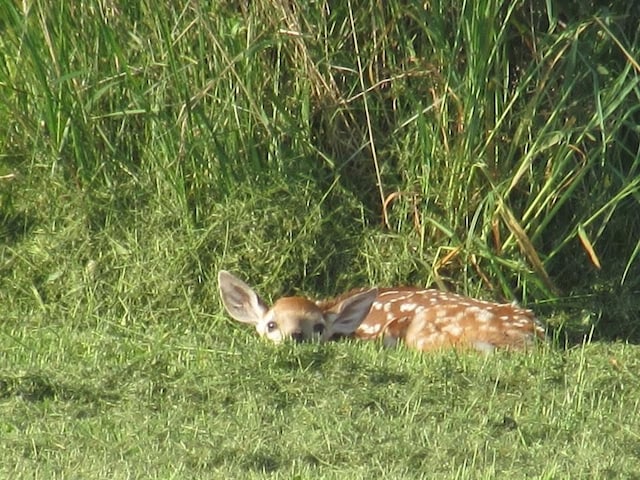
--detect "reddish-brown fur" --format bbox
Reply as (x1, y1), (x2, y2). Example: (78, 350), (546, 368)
(219, 271), (545, 352)
(320, 287), (544, 351)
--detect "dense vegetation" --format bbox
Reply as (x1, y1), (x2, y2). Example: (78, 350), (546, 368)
(1, 0), (639, 477)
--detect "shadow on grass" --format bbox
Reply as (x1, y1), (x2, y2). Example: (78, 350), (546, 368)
(540, 286), (640, 349)
(367, 369), (410, 385)
(0, 210), (36, 245)
(242, 452), (280, 473)
(0, 373), (121, 406)
(273, 346), (333, 372)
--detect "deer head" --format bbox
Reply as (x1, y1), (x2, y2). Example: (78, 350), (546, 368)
(218, 270), (378, 343)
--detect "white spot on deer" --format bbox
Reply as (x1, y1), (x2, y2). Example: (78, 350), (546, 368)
(515, 317), (532, 326)
(442, 323), (463, 337)
(475, 309), (495, 323)
(399, 303), (417, 313)
(358, 323), (381, 335)
(383, 302), (392, 312)
(379, 291), (402, 297)
(372, 302), (383, 311)
(411, 312), (428, 331)
(478, 322), (497, 332)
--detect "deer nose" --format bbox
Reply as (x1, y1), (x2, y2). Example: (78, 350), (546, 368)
(291, 330), (305, 343)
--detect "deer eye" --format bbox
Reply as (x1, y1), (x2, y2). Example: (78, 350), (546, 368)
(266, 321), (277, 332)
(313, 324), (325, 335)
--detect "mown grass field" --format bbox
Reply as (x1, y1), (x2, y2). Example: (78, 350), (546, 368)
(1, 0), (640, 478)
(3, 320), (640, 478)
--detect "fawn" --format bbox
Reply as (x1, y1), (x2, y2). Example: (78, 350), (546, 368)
(218, 270), (546, 352)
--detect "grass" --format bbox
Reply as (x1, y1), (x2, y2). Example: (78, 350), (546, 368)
(3, 319), (640, 478)
(1, 0), (640, 477)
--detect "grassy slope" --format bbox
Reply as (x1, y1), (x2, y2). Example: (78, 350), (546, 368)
(1, 0), (640, 478)
(3, 318), (640, 479)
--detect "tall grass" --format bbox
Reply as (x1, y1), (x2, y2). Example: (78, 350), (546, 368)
(5, 0), (637, 335)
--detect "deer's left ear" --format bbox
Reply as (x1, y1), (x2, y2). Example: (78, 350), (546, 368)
(218, 270), (269, 325)
(324, 288), (378, 338)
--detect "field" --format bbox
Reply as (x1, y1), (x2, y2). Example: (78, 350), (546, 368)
(1, 0), (640, 478)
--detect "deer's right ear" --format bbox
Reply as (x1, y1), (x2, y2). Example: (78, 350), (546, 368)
(325, 288), (378, 338)
(218, 270), (269, 325)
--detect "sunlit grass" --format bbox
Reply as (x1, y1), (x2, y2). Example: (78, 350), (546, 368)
(2, 315), (640, 478)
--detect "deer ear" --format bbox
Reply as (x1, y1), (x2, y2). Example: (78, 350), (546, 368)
(218, 271), (269, 325)
(325, 288), (378, 337)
